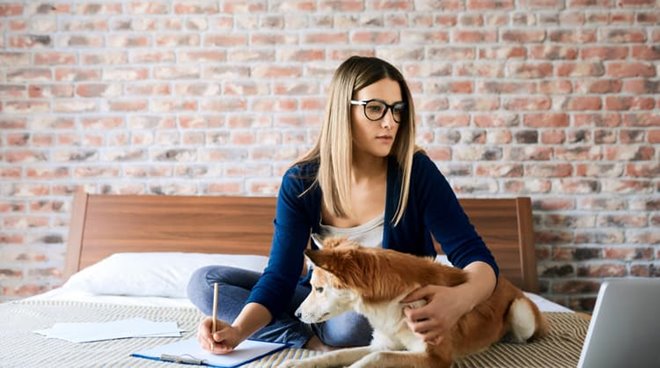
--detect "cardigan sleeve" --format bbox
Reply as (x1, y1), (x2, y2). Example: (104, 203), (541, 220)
(245, 166), (312, 318)
(414, 153), (499, 277)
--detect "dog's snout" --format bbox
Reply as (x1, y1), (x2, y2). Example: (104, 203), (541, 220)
(294, 309), (302, 319)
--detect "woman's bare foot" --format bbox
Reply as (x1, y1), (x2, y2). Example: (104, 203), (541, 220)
(303, 335), (337, 352)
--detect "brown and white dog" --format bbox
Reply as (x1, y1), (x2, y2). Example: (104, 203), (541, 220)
(282, 237), (548, 368)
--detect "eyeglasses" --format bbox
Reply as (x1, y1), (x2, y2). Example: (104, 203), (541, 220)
(350, 99), (406, 124)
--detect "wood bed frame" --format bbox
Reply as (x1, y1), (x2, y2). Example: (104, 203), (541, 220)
(64, 191), (539, 292)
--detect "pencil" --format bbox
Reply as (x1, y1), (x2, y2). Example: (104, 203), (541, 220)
(212, 282), (218, 335)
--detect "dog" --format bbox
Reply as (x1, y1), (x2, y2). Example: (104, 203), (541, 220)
(281, 237), (548, 368)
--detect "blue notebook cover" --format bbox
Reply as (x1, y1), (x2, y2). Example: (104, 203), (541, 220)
(132, 338), (289, 368)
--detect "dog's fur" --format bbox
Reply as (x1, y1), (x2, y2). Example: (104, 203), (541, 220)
(281, 238), (548, 368)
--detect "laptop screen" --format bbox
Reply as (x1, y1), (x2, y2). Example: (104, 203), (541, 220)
(577, 278), (660, 368)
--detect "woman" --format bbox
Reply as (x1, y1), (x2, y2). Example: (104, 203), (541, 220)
(187, 56), (499, 353)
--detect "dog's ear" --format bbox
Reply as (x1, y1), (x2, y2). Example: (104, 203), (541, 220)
(304, 248), (369, 288)
(304, 248), (351, 278)
(304, 248), (332, 270)
(304, 249), (321, 269)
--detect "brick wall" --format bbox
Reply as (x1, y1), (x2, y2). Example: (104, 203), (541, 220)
(0, 1), (658, 311)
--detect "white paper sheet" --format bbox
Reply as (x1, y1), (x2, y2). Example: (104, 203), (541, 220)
(34, 317), (182, 343)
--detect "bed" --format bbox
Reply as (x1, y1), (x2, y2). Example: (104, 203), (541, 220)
(0, 191), (588, 367)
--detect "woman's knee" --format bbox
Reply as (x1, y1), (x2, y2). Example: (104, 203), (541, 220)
(188, 265), (215, 286)
(186, 265), (239, 309)
(187, 266), (216, 310)
(187, 265), (244, 290)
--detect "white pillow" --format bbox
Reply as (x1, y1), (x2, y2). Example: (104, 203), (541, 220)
(62, 252), (269, 299)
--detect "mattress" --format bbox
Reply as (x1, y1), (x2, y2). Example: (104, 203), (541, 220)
(0, 298), (588, 368)
(1, 252), (582, 367)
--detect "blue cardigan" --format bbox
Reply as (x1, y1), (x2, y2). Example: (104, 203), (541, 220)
(246, 152), (499, 318)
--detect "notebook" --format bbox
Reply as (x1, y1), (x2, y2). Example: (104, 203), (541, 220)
(132, 338), (288, 368)
(577, 278), (660, 368)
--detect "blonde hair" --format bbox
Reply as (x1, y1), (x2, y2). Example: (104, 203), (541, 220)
(296, 56), (419, 225)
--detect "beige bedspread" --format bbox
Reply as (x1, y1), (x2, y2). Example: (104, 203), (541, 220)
(0, 300), (588, 367)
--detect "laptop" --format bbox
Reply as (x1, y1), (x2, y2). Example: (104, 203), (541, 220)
(577, 278), (660, 368)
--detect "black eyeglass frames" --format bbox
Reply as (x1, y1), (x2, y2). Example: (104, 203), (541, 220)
(350, 99), (406, 124)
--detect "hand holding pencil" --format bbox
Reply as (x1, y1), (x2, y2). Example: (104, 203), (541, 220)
(196, 282), (241, 354)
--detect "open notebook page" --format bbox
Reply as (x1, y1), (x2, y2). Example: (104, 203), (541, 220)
(132, 338), (288, 368)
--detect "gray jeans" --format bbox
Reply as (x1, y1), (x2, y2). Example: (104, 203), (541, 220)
(186, 265), (373, 348)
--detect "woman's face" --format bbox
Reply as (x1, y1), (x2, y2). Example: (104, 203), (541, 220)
(350, 78), (402, 160)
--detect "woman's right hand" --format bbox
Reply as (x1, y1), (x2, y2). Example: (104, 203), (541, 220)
(196, 317), (243, 354)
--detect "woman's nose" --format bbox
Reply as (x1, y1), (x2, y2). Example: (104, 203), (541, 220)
(380, 109), (394, 128)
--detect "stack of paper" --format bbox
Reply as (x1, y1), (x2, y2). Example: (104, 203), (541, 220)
(34, 318), (182, 343)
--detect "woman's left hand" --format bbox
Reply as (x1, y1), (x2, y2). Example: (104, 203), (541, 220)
(400, 285), (472, 345)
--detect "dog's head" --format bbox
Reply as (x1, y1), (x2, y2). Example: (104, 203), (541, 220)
(296, 236), (465, 312)
(295, 237), (419, 323)
(294, 237), (361, 324)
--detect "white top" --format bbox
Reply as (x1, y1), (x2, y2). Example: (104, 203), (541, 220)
(311, 213), (385, 249)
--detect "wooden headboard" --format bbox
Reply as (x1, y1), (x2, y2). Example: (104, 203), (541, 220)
(65, 191), (538, 292)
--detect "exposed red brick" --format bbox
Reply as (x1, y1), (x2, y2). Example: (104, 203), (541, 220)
(607, 62), (656, 78)
(604, 247), (653, 260)
(552, 280), (601, 294)
(577, 263), (626, 277)
(605, 96), (655, 110)
(647, 130), (659, 143)
(575, 79), (622, 94)
(0, 1), (658, 311)
(467, 0), (514, 10)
